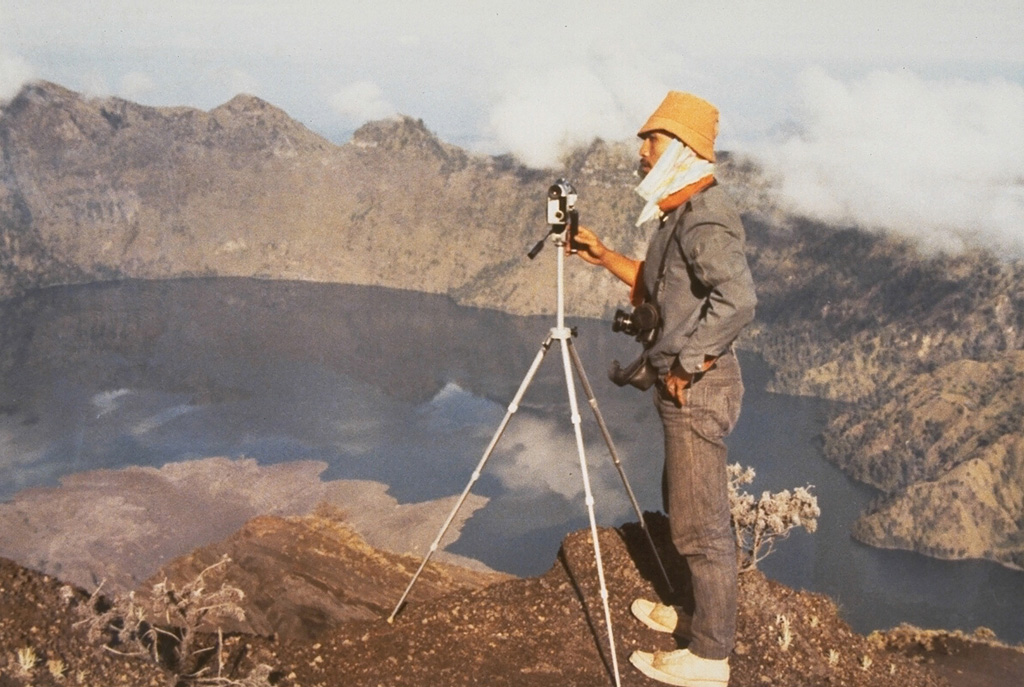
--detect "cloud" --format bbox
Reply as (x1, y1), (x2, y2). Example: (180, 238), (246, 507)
(130, 404), (195, 436)
(210, 67), (260, 98)
(482, 47), (671, 168)
(329, 81), (397, 126)
(119, 71), (156, 101)
(750, 68), (1024, 253)
(491, 412), (624, 513)
(79, 70), (111, 98)
(0, 51), (33, 102)
(413, 382), (640, 523)
(91, 389), (132, 418)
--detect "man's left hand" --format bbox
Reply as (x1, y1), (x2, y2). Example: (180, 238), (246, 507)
(664, 356), (718, 406)
(662, 367), (692, 406)
(663, 358), (697, 406)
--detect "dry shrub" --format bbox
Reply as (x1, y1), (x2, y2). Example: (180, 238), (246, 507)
(729, 463), (821, 572)
(75, 555), (272, 685)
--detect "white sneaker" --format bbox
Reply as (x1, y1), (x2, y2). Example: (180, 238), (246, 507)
(629, 649), (729, 687)
(630, 598), (691, 637)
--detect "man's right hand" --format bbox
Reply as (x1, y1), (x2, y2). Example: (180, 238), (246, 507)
(569, 225), (608, 266)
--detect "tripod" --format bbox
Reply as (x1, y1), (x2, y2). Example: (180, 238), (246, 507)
(389, 185), (672, 687)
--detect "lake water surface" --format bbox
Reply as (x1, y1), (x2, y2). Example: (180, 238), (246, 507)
(1, 278), (1021, 641)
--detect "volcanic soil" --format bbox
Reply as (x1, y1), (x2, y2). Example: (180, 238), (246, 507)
(1, 512), (1021, 687)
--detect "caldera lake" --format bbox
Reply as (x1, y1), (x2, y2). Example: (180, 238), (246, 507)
(1, 278), (1021, 642)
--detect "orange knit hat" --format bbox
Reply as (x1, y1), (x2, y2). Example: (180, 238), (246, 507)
(637, 91), (719, 162)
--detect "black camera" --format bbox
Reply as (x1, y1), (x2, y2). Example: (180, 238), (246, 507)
(546, 178), (577, 229)
(529, 178), (581, 259)
(612, 302), (660, 345)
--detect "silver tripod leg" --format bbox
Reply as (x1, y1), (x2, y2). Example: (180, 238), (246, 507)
(554, 327), (621, 687)
(566, 337), (674, 593)
(388, 334), (556, 623)
(389, 225), (630, 686)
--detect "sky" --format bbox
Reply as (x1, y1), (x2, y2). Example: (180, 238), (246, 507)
(1, 0), (1023, 253)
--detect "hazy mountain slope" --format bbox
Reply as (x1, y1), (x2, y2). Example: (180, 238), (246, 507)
(2, 81), (1023, 569)
(828, 352), (1024, 568)
(740, 215), (1024, 567)
(734, 210), (1024, 568)
(0, 81), (593, 316)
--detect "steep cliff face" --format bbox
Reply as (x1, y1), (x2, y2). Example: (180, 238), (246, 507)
(0, 82), (332, 290)
(0, 82), (610, 317)
(827, 352), (1024, 568)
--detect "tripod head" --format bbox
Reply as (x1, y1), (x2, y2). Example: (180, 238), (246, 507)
(528, 178), (580, 259)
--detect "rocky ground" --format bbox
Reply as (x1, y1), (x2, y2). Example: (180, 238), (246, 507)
(2, 511), (1021, 687)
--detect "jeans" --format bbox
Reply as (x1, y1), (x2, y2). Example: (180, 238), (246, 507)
(655, 349), (743, 660)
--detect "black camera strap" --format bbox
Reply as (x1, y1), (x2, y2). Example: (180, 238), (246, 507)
(651, 209), (684, 305)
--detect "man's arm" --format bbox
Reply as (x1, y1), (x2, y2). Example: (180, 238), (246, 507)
(658, 221), (757, 405)
(570, 225), (642, 288)
(671, 226), (756, 374)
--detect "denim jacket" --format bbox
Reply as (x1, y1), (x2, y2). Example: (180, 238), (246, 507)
(640, 183), (756, 376)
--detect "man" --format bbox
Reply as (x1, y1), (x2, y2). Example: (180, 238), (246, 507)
(571, 91), (756, 686)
